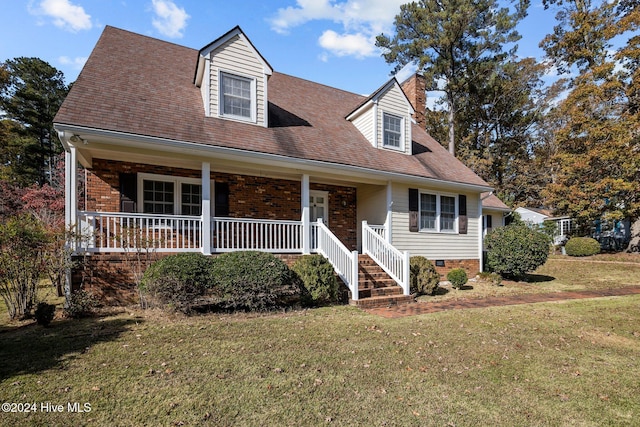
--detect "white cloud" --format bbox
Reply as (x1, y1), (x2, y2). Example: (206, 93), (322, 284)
(30, 0), (92, 32)
(58, 55), (87, 70)
(270, 0), (406, 60)
(151, 0), (189, 38)
(318, 30), (376, 58)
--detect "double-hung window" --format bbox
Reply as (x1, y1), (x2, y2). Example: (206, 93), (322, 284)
(220, 72), (253, 120)
(419, 192), (458, 233)
(139, 174), (203, 216)
(383, 113), (402, 149)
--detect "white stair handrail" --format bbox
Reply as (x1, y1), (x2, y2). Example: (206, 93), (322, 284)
(362, 221), (410, 295)
(314, 219), (359, 300)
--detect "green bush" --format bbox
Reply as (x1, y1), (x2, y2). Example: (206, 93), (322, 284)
(291, 255), (338, 305)
(140, 253), (213, 312)
(447, 268), (468, 289)
(0, 214), (49, 319)
(34, 302), (56, 326)
(484, 223), (551, 280)
(478, 271), (502, 286)
(209, 251), (303, 311)
(409, 256), (440, 295)
(64, 289), (99, 318)
(564, 237), (600, 257)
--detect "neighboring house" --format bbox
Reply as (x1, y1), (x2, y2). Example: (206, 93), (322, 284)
(54, 26), (498, 307)
(515, 207), (573, 245)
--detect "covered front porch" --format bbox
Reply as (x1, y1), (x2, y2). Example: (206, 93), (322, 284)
(64, 147), (410, 302)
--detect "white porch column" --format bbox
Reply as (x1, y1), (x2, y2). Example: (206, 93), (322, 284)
(478, 196), (484, 272)
(65, 145), (78, 231)
(386, 181), (393, 243)
(201, 162), (211, 255)
(301, 174), (310, 254)
(64, 145), (78, 304)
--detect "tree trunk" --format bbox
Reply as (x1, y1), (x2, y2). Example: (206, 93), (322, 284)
(626, 218), (640, 253)
(447, 92), (456, 157)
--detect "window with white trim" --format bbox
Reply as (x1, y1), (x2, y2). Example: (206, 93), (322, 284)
(419, 192), (458, 232)
(383, 113), (402, 149)
(220, 72), (254, 120)
(139, 174), (204, 216)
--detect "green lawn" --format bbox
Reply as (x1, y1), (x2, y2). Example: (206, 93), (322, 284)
(1, 257), (639, 426)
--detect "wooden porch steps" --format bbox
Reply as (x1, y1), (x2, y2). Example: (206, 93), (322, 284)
(349, 255), (414, 309)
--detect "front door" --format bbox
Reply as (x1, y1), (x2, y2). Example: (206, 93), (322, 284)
(309, 191), (328, 225)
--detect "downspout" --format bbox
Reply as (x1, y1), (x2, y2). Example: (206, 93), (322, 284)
(478, 194), (484, 272)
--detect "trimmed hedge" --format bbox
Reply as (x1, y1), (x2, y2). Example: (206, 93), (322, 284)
(409, 256), (440, 295)
(140, 253), (213, 312)
(447, 268), (468, 289)
(565, 237), (600, 257)
(484, 223), (551, 280)
(208, 251), (304, 311)
(291, 255), (338, 305)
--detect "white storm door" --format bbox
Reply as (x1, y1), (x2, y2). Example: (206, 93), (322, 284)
(310, 191), (328, 225)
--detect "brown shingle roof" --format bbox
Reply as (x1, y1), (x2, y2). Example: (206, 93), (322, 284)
(54, 26), (490, 189)
(481, 192), (510, 210)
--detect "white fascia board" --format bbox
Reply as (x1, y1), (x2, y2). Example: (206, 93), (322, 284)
(345, 99), (373, 122)
(53, 124), (493, 193)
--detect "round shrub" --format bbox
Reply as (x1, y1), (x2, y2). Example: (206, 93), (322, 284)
(208, 251), (303, 311)
(140, 253), (213, 312)
(34, 302), (55, 326)
(291, 255), (338, 305)
(64, 289), (99, 318)
(484, 223), (551, 280)
(564, 237), (600, 257)
(447, 268), (468, 289)
(409, 256), (440, 295)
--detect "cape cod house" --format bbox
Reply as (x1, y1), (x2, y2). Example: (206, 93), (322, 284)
(54, 25), (508, 307)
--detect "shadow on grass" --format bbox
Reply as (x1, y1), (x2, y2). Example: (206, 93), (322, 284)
(0, 315), (139, 382)
(434, 287), (450, 296)
(521, 274), (556, 283)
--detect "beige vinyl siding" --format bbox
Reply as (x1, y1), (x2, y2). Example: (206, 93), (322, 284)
(208, 35), (266, 126)
(390, 183), (480, 259)
(351, 108), (375, 146)
(356, 183), (387, 249)
(377, 85), (412, 154)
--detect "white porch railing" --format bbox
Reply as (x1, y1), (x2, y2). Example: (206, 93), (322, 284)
(77, 211), (202, 252)
(313, 219), (360, 300)
(362, 220), (410, 295)
(212, 217), (303, 253)
(369, 224), (386, 239)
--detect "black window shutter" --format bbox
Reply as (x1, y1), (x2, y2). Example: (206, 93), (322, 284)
(486, 214), (492, 228)
(408, 188), (419, 232)
(215, 182), (230, 217)
(458, 194), (468, 234)
(459, 194), (467, 216)
(119, 173), (137, 213)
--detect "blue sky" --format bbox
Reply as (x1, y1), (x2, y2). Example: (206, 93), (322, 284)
(1, 0), (557, 96)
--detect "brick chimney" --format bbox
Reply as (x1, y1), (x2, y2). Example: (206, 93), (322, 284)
(400, 73), (427, 128)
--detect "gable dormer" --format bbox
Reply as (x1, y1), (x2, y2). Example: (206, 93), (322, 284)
(346, 78), (414, 155)
(194, 26), (273, 127)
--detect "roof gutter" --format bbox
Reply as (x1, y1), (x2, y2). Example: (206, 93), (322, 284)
(54, 123), (494, 193)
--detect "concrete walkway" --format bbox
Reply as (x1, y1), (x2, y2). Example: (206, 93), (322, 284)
(364, 286), (640, 318)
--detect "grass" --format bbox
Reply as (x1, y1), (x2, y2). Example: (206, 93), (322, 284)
(0, 256), (639, 426)
(418, 253), (640, 303)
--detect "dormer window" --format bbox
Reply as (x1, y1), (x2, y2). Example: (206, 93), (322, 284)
(383, 113), (403, 150)
(220, 71), (255, 121)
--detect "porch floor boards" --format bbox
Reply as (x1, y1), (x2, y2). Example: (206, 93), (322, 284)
(349, 255), (414, 309)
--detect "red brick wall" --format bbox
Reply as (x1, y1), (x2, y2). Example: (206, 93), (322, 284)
(433, 259), (481, 279)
